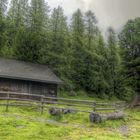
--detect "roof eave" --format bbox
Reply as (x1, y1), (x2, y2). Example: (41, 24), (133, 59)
(0, 75), (63, 85)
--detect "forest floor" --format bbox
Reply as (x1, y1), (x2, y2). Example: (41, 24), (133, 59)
(0, 96), (139, 140)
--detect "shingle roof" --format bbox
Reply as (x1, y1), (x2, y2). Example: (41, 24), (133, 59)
(0, 58), (63, 84)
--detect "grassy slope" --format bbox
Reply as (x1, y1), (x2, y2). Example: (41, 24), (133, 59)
(0, 102), (139, 140)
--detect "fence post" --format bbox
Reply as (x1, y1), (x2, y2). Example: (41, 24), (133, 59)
(40, 96), (44, 115)
(5, 92), (10, 112)
(93, 102), (96, 112)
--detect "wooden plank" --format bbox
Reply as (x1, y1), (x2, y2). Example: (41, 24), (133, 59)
(44, 96), (95, 104)
(0, 97), (40, 103)
(44, 101), (93, 108)
(0, 91), (123, 113)
(40, 97), (44, 114)
(95, 108), (116, 111)
(0, 103), (37, 107)
(5, 92), (9, 112)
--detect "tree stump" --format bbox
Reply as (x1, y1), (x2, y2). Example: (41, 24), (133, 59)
(49, 108), (62, 116)
(62, 108), (76, 114)
(130, 93), (140, 107)
(49, 108), (76, 116)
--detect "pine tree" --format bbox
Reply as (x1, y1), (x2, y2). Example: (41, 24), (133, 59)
(8, 0), (29, 27)
(30, 0), (49, 32)
(71, 9), (86, 89)
(41, 6), (73, 90)
(119, 18), (140, 102)
(95, 34), (110, 97)
(85, 10), (97, 49)
(47, 6), (69, 70)
(107, 27), (119, 96)
(15, 0), (49, 62)
(83, 10), (98, 92)
(0, 0), (8, 55)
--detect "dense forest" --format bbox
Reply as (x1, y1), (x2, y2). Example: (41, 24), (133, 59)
(0, 0), (139, 101)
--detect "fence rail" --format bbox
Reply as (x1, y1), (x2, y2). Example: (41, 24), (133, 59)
(0, 91), (125, 114)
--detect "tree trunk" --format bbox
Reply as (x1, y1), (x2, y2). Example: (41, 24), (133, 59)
(89, 111), (125, 123)
(130, 92), (140, 107)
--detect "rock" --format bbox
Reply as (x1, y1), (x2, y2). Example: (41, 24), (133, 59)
(89, 113), (101, 123)
(62, 108), (76, 114)
(49, 108), (76, 116)
(49, 108), (62, 116)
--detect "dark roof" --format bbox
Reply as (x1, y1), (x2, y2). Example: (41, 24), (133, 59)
(0, 58), (63, 84)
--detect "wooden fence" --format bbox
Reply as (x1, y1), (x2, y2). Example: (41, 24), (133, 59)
(0, 91), (125, 114)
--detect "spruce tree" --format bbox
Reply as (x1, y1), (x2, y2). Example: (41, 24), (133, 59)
(47, 6), (69, 72)
(0, 0), (8, 54)
(84, 10), (98, 92)
(107, 27), (119, 96)
(8, 0), (29, 27)
(71, 9), (86, 89)
(119, 18), (140, 102)
(15, 0), (49, 62)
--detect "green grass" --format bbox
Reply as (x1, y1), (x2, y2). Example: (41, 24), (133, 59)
(58, 90), (122, 102)
(0, 101), (139, 140)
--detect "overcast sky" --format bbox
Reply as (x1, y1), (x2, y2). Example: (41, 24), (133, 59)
(47, 0), (140, 34)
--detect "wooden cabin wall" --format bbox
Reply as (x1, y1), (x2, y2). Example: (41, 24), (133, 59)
(0, 78), (29, 93)
(29, 82), (57, 97)
(0, 78), (57, 97)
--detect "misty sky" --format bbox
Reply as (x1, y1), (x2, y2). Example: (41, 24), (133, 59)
(48, 0), (140, 33)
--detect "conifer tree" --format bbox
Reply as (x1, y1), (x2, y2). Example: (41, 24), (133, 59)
(107, 27), (119, 96)
(15, 0), (49, 62)
(0, 0), (8, 53)
(8, 0), (29, 27)
(30, 0), (49, 32)
(47, 6), (70, 72)
(119, 18), (140, 102)
(83, 10), (98, 92)
(71, 9), (86, 88)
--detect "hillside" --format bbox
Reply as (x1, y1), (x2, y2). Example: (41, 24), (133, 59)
(0, 105), (139, 140)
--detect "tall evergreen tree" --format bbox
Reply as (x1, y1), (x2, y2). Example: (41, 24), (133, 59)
(85, 10), (97, 49)
(119, 18), (140, 102)
(15, 0), (49, 62)
(95, 34), (110, 97)
(0, 0), (8, 54)
(47, 6), (70, 71)
(107, 27), (119, 96)
(41, 6), (73, 90)
(6, 0), (29, 56)
(83, 10), (98, 92)
(30, 0), (49, 32)
(71, 9), (86, 89)
(8, 0), (29, 27)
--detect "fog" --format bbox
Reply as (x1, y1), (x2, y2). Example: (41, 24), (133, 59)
(8, 0), (140, 33)
(48, 0), (140, 33)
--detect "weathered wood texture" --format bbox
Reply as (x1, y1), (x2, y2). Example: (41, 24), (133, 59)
(89, 112), (125, 123)
(130, 93), (140, 107)
(0, 92), (126, 114)
(0, 78), (57, 97)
